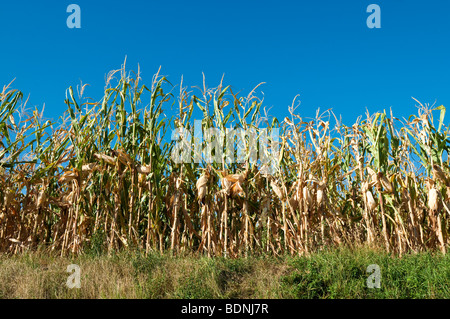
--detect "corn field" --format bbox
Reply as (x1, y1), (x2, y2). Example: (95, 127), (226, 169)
(1, 65), (449, 257)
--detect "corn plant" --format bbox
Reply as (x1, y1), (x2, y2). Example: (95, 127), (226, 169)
(0, 65), (449, 257)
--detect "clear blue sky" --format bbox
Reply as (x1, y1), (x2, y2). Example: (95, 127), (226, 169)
(1, 0), (449, 125)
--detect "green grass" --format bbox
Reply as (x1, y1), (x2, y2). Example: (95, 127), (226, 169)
(0, 247), (448, 299)
(281, 248), (450, 298)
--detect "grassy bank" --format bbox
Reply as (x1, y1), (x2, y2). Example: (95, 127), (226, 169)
(0, 247), (448, 299)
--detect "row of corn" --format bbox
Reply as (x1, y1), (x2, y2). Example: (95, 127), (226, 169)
(0, 66), (449, 256)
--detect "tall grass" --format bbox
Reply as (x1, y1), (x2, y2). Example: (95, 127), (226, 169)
(1, 63), (449, 257)
(0, 248), (448, 298)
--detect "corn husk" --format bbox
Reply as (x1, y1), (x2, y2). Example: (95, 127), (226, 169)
(221, 170), (247, 197)
(270, 179), (284, 200)
(288, 181), (300, 210)
(223, 172), (245, 184)
(94, 153), (116, 165)
(137, 164), (152, 174)
(428, 187), (439, 211)
(196, 172), (209, 202)
(81, 163), (97, 172)
(379, 173), (393, 193)
(303, 186), (312, 208)
(59, 170), (78, 183)
(367, 167), (377, 185)
(115, 149), (134, 166)
(289, 196), (299, 211)
(37, 190), (46, 208)
(316, 188), (324, 206)
(316, 182), (327, 206)
(63, 190), (76, 206)
(432, 164), (448, 185)
(138, 173), (146, 184)
(365, 190), (377, 211)
(221, 176), (233, 194)
(4, 190), (15, 206)
(230, 181), (244, 197)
